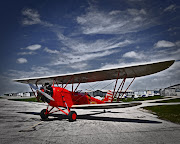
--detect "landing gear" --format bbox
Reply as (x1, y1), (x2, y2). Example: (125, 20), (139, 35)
(40, 107), (77, 122)
(40, 109), (49, 120)
(68, 111), (77, 122)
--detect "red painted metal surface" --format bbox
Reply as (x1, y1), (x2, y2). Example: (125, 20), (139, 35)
(47, 86), (105, 108)
(72, 113), (77, 120)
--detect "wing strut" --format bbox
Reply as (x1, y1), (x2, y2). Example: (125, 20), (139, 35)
(114, 75), (127, 98)
(30, 85), (40, 102)
(117, 77), (136, 102)
(73, 81), (81, 93)
(60, 76), (73, 93)
(112, 71), (120, 100)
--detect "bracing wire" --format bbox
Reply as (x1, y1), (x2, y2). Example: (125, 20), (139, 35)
(100, 80), (115, 91)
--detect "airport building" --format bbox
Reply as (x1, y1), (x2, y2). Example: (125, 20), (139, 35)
(86, 89), (134, 98)
(4, 92), (35, 97)
(160, 83), (180, 96)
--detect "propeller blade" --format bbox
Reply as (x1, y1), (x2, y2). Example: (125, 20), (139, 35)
(37, 89), (55, 101)
(29, 83), (55, 101)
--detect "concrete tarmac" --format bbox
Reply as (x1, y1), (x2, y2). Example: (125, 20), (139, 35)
(0, 97), (180, 144)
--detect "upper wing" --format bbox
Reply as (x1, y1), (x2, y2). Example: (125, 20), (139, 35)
(14, 60), (174, 84)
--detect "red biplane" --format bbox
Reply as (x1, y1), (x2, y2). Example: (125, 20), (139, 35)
(14, 60), (174, 122)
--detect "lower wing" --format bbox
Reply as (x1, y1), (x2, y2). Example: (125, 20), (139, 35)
(71, 102), (141, 109)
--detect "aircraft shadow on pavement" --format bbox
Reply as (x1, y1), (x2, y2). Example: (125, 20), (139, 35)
(18, 111), (161, 124)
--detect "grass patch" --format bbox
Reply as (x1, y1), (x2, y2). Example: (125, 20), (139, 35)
(152, 98), (180, 103)
(120, 96), (164, 102)
(9, 97), (43, 102)
(143, 105), (180, 124)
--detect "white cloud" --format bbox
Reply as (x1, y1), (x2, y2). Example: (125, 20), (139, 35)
(175, 41), (180, 47)
(52, 31), (134, 69)
(20, 7), (134, 71)
(16, 58), (28, 64)
(53, 50), (117, 66)
(18, 44), (41, 56)
(109, 10), (121, 15)
(70, 63), (88, 70)
(8, 66), (59, 79)
(122, 51), (145, 59)
(123, 51), (138, 58)
(17, 51), (36, 55)
(22, 8), (41, 25)
(154, 40), (175, 48)
(22, 8), (53, 27)
(76, 6), (154, 34)
(164, 4), (177, 12)
(44, 47), (60, 54)
(127, 9), (146, 16)
(26, 44), (41, 51)
(57, 33), (133, 53)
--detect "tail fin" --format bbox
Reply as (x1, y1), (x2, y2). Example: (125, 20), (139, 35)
(103, 90), (113, 103)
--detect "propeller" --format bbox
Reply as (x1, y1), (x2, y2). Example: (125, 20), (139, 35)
(29, 84), (55, 101)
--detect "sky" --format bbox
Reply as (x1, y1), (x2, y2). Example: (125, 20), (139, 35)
(0, 0), (180, 95)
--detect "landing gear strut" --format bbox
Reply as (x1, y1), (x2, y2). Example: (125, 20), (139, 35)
(40, 107), (77, 122)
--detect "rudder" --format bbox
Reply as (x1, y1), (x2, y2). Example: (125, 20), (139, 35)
(103, 90), (113, 103)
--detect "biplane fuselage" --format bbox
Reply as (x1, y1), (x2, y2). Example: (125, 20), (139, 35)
(48, 87), (105, 108)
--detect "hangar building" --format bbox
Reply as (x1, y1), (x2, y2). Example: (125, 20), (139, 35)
(160, 84), (180, 96)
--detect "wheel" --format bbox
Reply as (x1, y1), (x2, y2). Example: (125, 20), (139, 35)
(40, 109), (48, 120)
(68, 111), (77, 122)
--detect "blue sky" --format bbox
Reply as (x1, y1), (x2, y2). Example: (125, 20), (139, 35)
(0, 0), (180, 95)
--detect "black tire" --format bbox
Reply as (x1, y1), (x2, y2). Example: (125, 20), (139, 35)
(40, 109), (48, 120)
(68, 111), (77, 122)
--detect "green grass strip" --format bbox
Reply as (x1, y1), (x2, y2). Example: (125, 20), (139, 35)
(121, 96), (164, 102)
(152, 98), (180, 103)
(9, 97), (43, 102)
(143, 105), (180, 124)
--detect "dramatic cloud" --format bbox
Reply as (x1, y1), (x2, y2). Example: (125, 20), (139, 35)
(76, 6), (155, 34)
(16, 58), (28, 64)
(8, 66), (59, 79)
(53, 32), (134, 69)
(57, 33), (133, 53)
(21, 8), (134, 71)
(5, 1), (178, 95)
(53, 50), (117, 66)
(154, 40), (175, 48)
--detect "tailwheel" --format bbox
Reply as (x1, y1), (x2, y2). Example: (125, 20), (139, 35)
(68, 111), (77, 122)
(40, 109), (49, 120)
